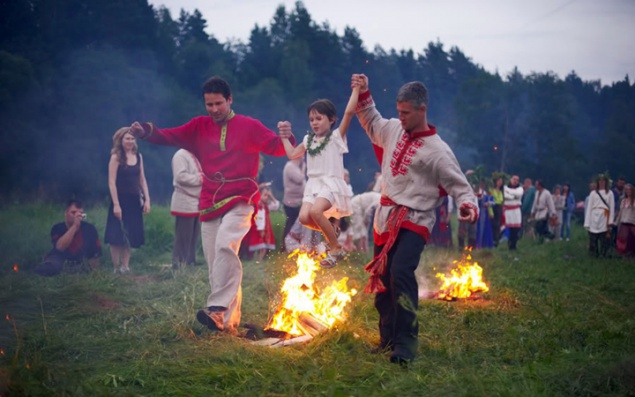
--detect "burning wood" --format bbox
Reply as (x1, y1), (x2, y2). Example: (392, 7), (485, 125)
(434, 250), (489, 301)
(252, 335), (313, 348)
(297, 312), (328, 337)
(252, 252), (356, 347)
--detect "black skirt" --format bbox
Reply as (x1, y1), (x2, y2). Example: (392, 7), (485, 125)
(104, 192), (145, 248)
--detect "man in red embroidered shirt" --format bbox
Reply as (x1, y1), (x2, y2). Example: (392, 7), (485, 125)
(352, 74), (478, 365)
(129, 76), (294, 334)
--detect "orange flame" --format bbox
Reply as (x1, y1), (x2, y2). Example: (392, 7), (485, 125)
(13, 264), (19, 272)
(435, 251), (489, 301)
(0, 348), (4, 356)
(266, 251), (357, 336)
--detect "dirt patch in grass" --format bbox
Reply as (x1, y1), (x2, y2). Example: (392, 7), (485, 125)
(125, 274), (161, 285)
(92, 294), (120, 310)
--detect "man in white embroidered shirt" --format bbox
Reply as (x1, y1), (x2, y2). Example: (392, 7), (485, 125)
(351, 74), (479, 365)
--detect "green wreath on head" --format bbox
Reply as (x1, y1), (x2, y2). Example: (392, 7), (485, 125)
(595, 170), (612, 188)
(491, 171), (510, 186)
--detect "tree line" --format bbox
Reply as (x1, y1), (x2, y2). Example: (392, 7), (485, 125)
(1, 0), (633, 205)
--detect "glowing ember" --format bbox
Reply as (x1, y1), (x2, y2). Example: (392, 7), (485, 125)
(435, 250), (489, 301)
(13, 264), (18, 272)
(266, 251), (357, 336)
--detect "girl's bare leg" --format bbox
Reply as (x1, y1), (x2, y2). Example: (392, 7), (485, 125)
(310, 198), (341, 252)
(299, 202), (320, 231)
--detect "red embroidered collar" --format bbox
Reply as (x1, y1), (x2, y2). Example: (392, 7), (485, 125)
(408, 124), (436, 139)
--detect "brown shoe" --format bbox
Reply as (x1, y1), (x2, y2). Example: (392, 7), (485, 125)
(196, 308), (224, 331)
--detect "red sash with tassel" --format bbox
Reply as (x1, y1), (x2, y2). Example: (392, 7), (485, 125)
(363, 196), (409, 294)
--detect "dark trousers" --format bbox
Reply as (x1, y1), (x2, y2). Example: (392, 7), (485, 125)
(281, 205), (301, 251)
(508, 227), (520, 250)
(35, 250), (88, 276)
(588, 231), (610, 257)
(172, 216), (200, 267)
(491, 205), (503, 246)
(535, 219), (554, 240)
(374, 229), (425, 360)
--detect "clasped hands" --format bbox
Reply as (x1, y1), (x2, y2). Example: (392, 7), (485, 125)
(277, 121), (293, 139)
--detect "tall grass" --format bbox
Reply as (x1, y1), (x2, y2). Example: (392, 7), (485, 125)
(1, 203), (634, 396)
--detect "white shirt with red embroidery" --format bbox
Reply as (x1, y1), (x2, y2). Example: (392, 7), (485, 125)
(355, 91), (478, 243)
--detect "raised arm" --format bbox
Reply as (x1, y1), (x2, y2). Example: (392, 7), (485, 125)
(53, 216), (81, 252)
(337, 85), (360, 138)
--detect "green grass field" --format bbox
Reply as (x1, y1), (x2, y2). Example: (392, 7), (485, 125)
(1, 203), (634, 396)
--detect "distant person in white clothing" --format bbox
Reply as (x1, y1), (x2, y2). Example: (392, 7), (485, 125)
(584, 174), (615, 257)
(281, 157), (306, 251)
(170, 149), (202, 269)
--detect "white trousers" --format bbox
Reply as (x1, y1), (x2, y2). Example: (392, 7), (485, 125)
(201, 203), (254, 331)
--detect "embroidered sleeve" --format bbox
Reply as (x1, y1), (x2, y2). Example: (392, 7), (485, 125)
(356, 90), (374, 112)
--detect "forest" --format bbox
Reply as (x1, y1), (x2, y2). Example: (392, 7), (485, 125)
(1, 0), (633, 204)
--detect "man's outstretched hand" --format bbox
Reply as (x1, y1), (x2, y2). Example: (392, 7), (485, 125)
(129, 122), (144, 138)
(458, 203), (478, 223)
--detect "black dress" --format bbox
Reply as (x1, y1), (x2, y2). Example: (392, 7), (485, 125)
(104, 153), (145, 248)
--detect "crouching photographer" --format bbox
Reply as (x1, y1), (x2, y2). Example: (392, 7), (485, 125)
(34, 199), (102, 276)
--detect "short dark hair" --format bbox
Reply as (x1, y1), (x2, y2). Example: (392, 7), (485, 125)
(307, 99), (337, 128)
(202, 76), (232, 99)
(66, 199), (83, 209)
(396, 81), (429, 107)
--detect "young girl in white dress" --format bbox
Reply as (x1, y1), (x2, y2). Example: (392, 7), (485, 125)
(280, 86), (359, 267)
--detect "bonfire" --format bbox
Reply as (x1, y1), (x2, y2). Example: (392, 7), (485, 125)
(256, 251), (356, 346)
(435, 249), (489, 301)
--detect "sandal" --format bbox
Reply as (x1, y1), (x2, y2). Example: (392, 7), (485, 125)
(319, 250), (346, 269)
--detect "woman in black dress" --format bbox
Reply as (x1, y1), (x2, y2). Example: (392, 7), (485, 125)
(104, 127), (150, 273)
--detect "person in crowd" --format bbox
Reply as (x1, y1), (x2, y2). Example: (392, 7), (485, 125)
(476, 181), (495, 249)
(503, 175), (524, 251)
(611, 176), (626, 248)
(279, 90), (357, 269)
(247, 182), (280, 260)
(170, 148), (202, 269)
(561, 183), (575, 241)
(349, 191), (381, 252)
(429, 196), (454, 248)
(35, 199), (102, 276)
(458, 222), (476, 250)
(367, 171), (382, 192)
(128, 75), (294, 334)
(584, 174), (615, 257)
(281, 157), (306, 252)
(352, 73), (478, 365)
(489, 176), (504, 247)
(530, 179), (556, 242)
(343, 168), (354, 197)
(613, 176), (626, 204)
(104, 127), (150, 274)
(616, 183), (635, 259)
(551, 184), (565, 241)
(521, 177), (536, 240)
(335, 217), (356, 252)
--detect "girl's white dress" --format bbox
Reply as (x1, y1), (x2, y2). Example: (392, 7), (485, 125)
(302, 128), (352, 219)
